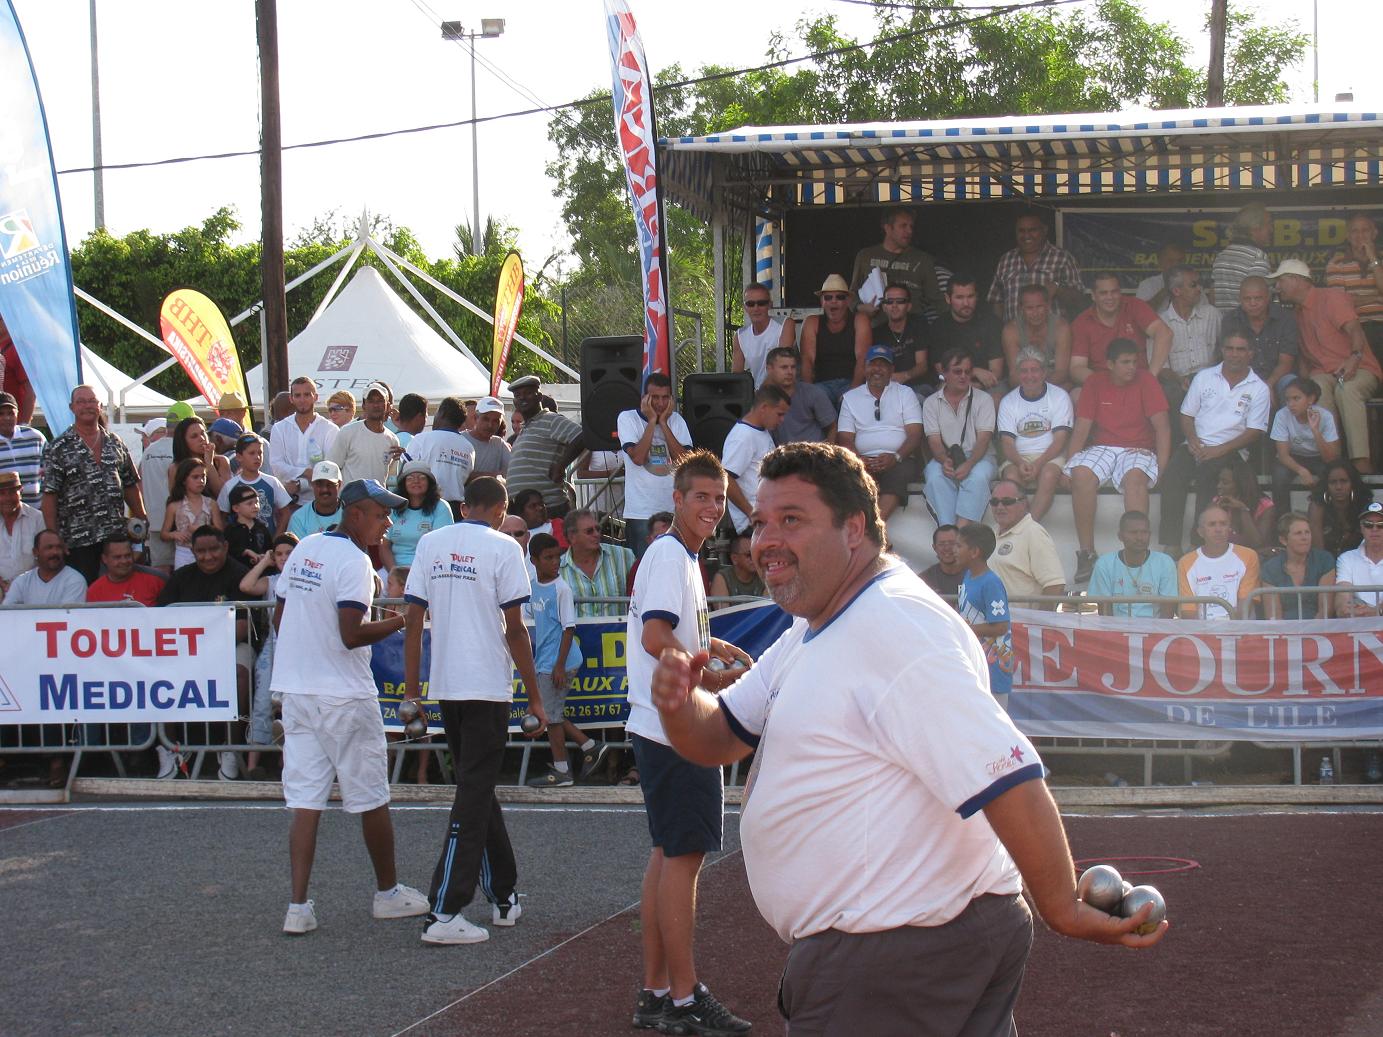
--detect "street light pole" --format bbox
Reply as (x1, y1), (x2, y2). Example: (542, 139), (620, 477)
(441, 18), (505, 255)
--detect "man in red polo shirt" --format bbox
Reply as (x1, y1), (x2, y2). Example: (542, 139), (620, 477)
(1070, 273), (1174, 386)
(86, 535), (165, 606)
(1270, 258), (1381, 473)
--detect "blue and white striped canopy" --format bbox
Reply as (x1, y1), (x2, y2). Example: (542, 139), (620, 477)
(658, 105), (1383, 220)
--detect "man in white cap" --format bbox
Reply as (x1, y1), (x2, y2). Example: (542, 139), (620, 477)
(799, 274), (871, 407)
(462, 395), (512, 483)
(1269, 257), (1381, 473)
(329, 380), (401, 484)
(287, 461), (344, 538)
(272, 477), (432, 935)
(139, 417), (167, 454)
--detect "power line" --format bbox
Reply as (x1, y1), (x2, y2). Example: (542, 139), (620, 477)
(55, 0), (1086, 177)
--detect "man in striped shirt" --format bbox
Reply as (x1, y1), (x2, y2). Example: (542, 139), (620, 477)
(1325, 213), (1383, 360)
(560, 507), (635, 618)
(507, 375), (585, 519)
(0, 391), (46, 507)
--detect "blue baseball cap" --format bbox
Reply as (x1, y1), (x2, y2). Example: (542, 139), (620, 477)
(866, 345), (895, 366)
(339, 479), (406, 509)
(208, 417), (243, 439)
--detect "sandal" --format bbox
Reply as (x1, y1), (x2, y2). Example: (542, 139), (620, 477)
(618, 768), (640, 786)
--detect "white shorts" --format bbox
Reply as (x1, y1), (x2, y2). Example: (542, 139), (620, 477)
(1003, 451), (1067, 478)
(281, 693), (390, 813)
(1064, 446), (1159, 490)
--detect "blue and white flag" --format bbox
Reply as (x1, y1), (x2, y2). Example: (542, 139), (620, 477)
(0, 1), (82, 435)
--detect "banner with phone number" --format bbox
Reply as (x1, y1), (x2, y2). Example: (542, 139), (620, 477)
(370, 600), (791, 733)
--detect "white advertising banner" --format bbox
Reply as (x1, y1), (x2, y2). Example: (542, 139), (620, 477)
(0, 606), (238, 724)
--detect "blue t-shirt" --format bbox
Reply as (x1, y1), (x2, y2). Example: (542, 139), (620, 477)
(526, 574), (584, 673)
(385, 501), (455, 566)
(1087, 550), (1178, 618)
(958, 568), (1014, 696)
(287, 504), (343, 539)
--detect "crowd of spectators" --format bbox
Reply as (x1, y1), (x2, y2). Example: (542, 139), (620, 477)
(2, 202), (1382, 788)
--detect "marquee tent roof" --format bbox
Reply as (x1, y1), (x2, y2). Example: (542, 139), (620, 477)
(31, 345), (176, 424)
(241, 266), (502, 406)
(658, 104), (1383, 219)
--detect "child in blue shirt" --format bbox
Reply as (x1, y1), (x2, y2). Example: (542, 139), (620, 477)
(956, 523), (1015, 707)
(524, 533), (613, 786)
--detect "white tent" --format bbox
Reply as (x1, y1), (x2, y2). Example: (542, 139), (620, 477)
(240, 266), (502, 406)
(32, 345), (175, 425)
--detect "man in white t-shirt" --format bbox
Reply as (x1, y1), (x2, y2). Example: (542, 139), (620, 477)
(996, 348), (1073, 522)
(617, 372), (692, 559)
(731, 282), (796, 387)
(1335, 501), (1383, 616)
(837, 346), (924, 520)
(402, 475), (546, 946)
(269, 376), (340, 506)
(270, 479), (431, 936)
(403, 397), (475, 514)
(328, 380), (401, 484)
(648, 442), (1166, 1033)
(1175, 504), (1260, 620)
(625, 450), (755, 1034)
(721, 384), (791, 534)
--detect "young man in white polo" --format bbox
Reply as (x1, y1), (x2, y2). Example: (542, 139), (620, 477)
(403, 475), (547, 945)
(626, 450), (753, 1035)
(271, 478), (431, 935)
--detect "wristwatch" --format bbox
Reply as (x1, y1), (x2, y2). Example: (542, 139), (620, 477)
(893, 451), (904, 464)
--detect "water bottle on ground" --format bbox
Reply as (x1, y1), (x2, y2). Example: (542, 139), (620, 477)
(1319, 756), (1335, 785)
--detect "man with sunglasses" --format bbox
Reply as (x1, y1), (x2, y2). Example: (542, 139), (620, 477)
(800, 275), (872, 408)
(848, 206), (944, 320)
(837, 347), (924, 520)
(987, 477), (1066, 608)
(870, 283), (934, 396)
(731, 283), (796, 388)
(1335, 501), (1383, 617)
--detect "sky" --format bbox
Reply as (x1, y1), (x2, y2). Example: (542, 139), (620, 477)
(10, 0), (1378, 280)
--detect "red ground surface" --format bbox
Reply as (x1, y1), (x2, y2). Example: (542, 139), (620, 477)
(411, 812), (1383, 1037)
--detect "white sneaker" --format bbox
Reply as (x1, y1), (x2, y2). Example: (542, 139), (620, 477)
(492, 892), (522, 927)
(283, 900), (317, 935)
(373, 883), (431, 919)
(155, 745), (182, 779)
(217, 752), (239, 781)
(421, 913), (489, 945)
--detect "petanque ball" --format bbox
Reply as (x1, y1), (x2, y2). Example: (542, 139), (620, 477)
(1119, 884), (1167, 934)
(1077, 864), (1125, 913)
(520, 713), (542, 734)
(398, 699), (421, 724)
(404, 716), (427, 739)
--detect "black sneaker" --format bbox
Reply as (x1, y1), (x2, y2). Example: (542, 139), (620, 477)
(581, 742), (614, 782)
(1074, 550), (1097, 584)
(658, 983), (751, 1035)
(633, 989), (671, 1030)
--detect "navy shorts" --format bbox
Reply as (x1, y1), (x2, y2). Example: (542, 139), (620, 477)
(631, 733), (723, 858)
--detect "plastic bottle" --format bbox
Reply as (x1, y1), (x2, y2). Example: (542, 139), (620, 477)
(1319, 755), (1335, 785)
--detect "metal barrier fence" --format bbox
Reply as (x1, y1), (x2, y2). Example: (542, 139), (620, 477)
(4, 586), (1382, 790)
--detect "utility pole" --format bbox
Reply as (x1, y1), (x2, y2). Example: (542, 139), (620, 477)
(256, 0), (289, 406)
(88, 0), (104, 230)
(1207, 0), (1228, 108)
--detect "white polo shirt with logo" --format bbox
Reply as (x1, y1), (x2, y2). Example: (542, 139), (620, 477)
(403, 429), (476, 502)
(1336, 546), (1383, 608)
(404, 520), (532, 701)
(617, 409), (693, 520)
(718, 566), (1041, 942)
(271, 532), (378, 698)
(1180, 363), (1270, 448)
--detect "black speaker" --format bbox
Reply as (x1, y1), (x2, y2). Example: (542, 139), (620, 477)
(681, 372), (754, 456)
(579, 336), (643, 451)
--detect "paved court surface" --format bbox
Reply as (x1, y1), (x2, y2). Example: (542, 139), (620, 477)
(4, 804), (1383, 1036)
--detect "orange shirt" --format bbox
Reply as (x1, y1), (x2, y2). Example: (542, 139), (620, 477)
(1295, 286), (1382, 378)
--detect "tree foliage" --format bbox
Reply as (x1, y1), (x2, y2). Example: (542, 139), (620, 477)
(546, 0), (1308, 353)
(70, 207), (562, 401)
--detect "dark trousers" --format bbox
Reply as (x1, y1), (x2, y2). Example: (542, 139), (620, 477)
(67, 542), (104, 584)
(1157, 446), (1231, 550)
(778, 893), (1032, 1037)
(1272, 454), (1328, 517)
(428, 699), (516, 916)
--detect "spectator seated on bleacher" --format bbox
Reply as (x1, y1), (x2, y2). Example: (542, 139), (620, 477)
(86, 535), (164, 607)
(922, 349), (997, 528)
(996, 348), (1072, 523)
(1210, 203), (1272, 313)
(1176, 504), (1260, 620)
(1260, 512), (1336, 620)
(988, 211), (1083, 325)
(799, 274), (871, 407)
(1221, 276), (1299, 398)
(1158, 331), (1269, 557)
(0, 469), (44, 596)
(731, 282), (796, 388)
(1086, 511), (1177, 618)
(1063, 337), (1171, 582)
(1270, 377), (1341, 516)
(1002, 284), (1072, 390)
(930, 273), (1006, 398)
(1157, 264), (1222, 409)
(1335, 501), (1383, 618)
(1211, 461), (1276, 556)
(2, 528), (87, 606)
(869, 283), (933, 395)
(919, 523), (965, 604)
(1326, 213), (1383, 361)
(1269, 259), (1380, 474)
(837, 348), (922, 521)
(1068, 272), (1172, 388)
(766, 346), (836, 447)
(709, 533), (765, 609)
(987, 478), (1065, 607)
(1309, 461), (1373, 556)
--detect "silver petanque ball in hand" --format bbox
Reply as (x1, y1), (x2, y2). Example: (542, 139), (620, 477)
(1119, 884), (1167, 935)
(520, 713), (542, 735)
(1076, 864), (1125, 913)
(398, 699), (421, 724)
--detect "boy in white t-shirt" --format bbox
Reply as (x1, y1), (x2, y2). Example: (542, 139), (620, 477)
(270, 479), (431, 935)
(617, 372), (693, 559)
(218, 433), (292, 533)
(402, 476), (546, 946)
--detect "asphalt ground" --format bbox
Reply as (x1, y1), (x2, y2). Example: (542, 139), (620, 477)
(5, 804), (1383, 1037)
